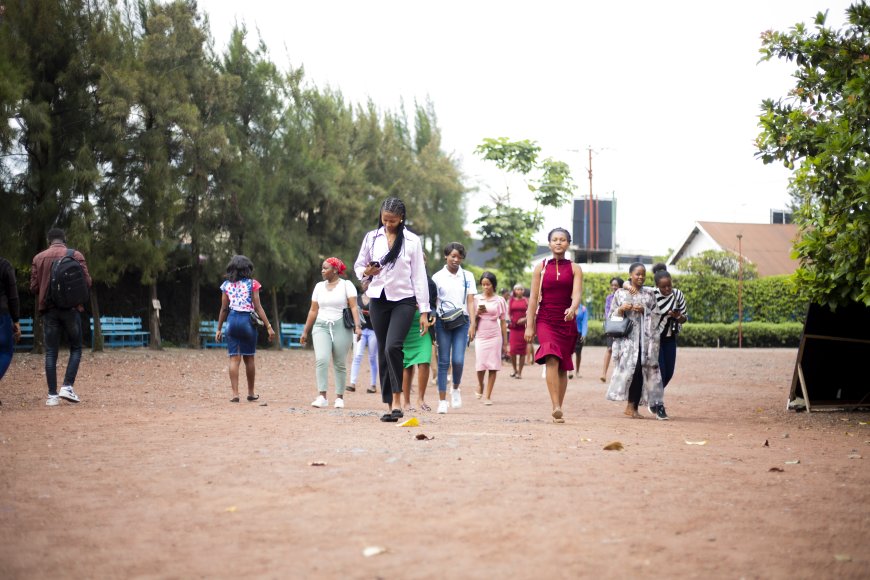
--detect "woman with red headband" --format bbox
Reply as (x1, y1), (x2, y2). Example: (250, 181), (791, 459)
(301, 257), (361, 409)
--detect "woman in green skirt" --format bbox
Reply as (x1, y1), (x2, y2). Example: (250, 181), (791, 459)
(402, 276), (437, 412)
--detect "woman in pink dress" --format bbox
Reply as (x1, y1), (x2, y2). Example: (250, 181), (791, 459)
(468, 271), (508, 405)
(508, 284), (529, 379)
(525, 228), (583, 423)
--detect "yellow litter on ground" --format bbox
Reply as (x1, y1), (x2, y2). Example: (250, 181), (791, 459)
(398, 417), (419, 427)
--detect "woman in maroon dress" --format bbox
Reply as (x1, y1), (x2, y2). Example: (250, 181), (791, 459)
(525, 228), (583, 423)
(508, 284), (529, 379)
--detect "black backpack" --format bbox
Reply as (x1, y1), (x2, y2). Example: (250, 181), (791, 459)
(49, 249), (89, 309)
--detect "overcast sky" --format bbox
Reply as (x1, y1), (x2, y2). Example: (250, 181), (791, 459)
(198, 0), (854, 255)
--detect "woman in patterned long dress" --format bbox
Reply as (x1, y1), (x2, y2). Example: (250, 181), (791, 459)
(525, 228), (582, 423)
(508, 284), (529, 379)
(469, 271), (508, 404)
(605, 262), (664, 418)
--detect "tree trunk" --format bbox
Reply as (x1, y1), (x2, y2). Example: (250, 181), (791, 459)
(148, 282), (162, 350)
(90, 287), (104, 352)
(188, 250), (201, 348)
(271, 286), (282, 351)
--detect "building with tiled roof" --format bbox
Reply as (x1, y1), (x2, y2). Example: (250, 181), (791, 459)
(667, 221), (800, 277)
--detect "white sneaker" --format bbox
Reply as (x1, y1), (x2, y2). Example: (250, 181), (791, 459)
(450, 388), (462, 409)
(334, 398), (345, 409)
(59, 385), (80, 403)
(45, 394), (61, 406)
(311, 395), (328, 408)
(437, 400), (449, 414)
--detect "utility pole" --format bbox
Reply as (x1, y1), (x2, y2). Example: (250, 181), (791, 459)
(587, 146), (594, 263)
(737, 233), (744, 349)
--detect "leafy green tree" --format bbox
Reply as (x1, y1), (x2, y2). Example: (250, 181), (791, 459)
(473, 137), (576, 286)
(756, 3), (870, 307)
(106, 0), (215, 347)
(676, 249), (758, 280)
(216, 26), (294, 346)
(0, 0), (119, 349)
(410, 101), (469, 262)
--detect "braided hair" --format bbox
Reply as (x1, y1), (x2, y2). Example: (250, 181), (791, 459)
(378, 197), (406, 267)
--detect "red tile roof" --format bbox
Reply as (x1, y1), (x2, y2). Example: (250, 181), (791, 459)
(677, 222), (801, 277)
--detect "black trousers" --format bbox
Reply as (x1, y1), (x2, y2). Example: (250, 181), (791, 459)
(628, 348), (643, 408)
(368, 293), (417, 405)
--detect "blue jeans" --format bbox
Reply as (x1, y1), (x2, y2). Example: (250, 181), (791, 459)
(350, 328), (378, 386)
(435, 317), (469, 393)
(43, 308), (83, 395)
(659, 335), (677, 388)
(0, 313), (13, 381)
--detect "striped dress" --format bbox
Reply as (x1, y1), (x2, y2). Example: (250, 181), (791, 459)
(654, 288), (687, 337)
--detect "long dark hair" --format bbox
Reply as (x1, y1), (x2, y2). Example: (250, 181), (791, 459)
(225, 255), (254, 282)
(480, 271), (498, 293)
(378, 197), (406, 267)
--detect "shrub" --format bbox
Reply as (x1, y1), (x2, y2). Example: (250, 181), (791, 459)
(583, 320), (802, 348)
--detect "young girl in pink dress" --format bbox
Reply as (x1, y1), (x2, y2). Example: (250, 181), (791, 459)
(525, 228), (583, 423)
(469, 272), (508, 405)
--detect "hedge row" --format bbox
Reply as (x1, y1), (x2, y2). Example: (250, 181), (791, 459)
(580, 273), (807, 324)
(584, 321), (803, 348)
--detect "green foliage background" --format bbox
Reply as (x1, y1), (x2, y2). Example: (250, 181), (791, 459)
(756, 3), (870, 308)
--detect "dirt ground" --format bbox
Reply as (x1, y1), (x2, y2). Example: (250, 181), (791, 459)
(0, 345), (868, 579)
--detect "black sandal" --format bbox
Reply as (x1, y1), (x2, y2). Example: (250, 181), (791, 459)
(246, 394), (259, 401)
(366, 386), (377, 393)
(380, 413), (398, 422)
(230, 397), (240, 403)
(346, 385), (356, 392)
(391, 408), (404, 418)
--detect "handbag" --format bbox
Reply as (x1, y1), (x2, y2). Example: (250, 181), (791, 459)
(342, 280), (355, 329)
(246, 280), (265, 327)
(438, 300), (467, 331)
(603, 314), (633, 338)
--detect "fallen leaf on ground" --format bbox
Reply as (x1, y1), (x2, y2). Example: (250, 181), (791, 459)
(685, 440), (708, 446)
(603, 441), (624, 451)
(580, 438), (592, 442)
(848, 454), (862, 459)
(834, 554), (852, 562)
(309, 461), (327, 466)
(858, 421), (867, 425)
(397, 417), (419, 427)
(768, 467), (784, 472)
(415, 433), (433, 440)
(784, 459), (800, 465)
(225, 506), (237, 512)
(763, 439), (769, 447)
(363, 546), (387, 557)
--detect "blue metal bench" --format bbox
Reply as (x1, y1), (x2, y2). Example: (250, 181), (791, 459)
(199, 320), (225, 348)
(15, 317), (34, 351)
(90, 316), (150, 347)
(280, 322), (304, 349)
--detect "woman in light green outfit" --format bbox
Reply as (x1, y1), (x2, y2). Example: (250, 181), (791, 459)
(301, 257), (361, 409)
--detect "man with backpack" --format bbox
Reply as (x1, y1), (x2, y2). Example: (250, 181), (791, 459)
(30, 228), (92, 406)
